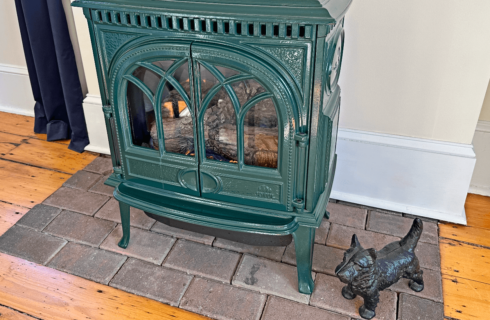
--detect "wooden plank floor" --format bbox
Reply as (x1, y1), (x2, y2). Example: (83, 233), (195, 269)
(439, 193), (490, 320)
(0, 111), (207, 320)
(2, 111), (490, 319)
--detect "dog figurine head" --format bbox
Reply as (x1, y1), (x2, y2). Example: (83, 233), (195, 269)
(335, 234), (377, 285)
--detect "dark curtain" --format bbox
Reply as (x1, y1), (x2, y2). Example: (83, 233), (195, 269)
(14, 0), (89, 152)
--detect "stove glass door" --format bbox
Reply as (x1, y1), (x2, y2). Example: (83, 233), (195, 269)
(191, 42), (290, 211)
(120, 42), (201, 196)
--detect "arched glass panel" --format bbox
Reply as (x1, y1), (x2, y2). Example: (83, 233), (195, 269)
(244, 98), (278, 168)
(126, 81), (154, 149)
(133, 66), (161, 94)
(215, 66), (240, 78)
(152, 60), (175, 71)
(199, 63), (218, 102)
(156, 82), (194, 155)
(231, 79), (266, 108)
(203, 87), (238, 162)
(172, 62), (191, 97)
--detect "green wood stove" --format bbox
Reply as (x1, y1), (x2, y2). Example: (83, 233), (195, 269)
(73, 0), (351, 294)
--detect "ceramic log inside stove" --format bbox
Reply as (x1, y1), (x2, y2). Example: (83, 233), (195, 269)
(73, 0), (352, 295)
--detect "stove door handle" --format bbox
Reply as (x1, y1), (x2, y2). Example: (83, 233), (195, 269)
(200, 171), (222, 194)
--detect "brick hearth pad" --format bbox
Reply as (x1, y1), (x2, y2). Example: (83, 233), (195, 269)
(0, 156), (444, 320)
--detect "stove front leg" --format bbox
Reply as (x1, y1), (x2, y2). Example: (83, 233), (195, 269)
(118, 201), (130, 249)
(293, 226), (315, 294)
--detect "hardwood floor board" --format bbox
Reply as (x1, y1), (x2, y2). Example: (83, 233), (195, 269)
(0, 253), (208, 320)
(33, 133), (70, 145)
(440, 223), (490, 249)
(0, 132), (26, 155)
(0, 305), (37, 319)
(440, 238), (490, 284)
(0, 112), (36, 138)
(0, 202), (29, 236)
(465, 194), (490, 230)
(0, 159), (70, 208)
(2, 139), (97, 174)
(442, 275), (490, 320)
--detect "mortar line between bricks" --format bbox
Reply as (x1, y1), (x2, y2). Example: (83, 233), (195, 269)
(106, 255), (131, 287)
(160, 237), (180, 266)
(98, 222), (119, 249)
(228, 252), (243, 284)
(177, 275), (196, 308)
(0, 302), (42, 320)
(42, 240), (68, 266)
(258, 295), (271, 320)
(231, 253), (247, 284)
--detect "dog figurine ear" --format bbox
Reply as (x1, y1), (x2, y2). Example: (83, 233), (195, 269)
(351, 234), (361, 248)
(358, 248), (377, 268)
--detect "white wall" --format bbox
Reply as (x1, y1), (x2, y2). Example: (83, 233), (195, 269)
(2, 0), (490, 223)
(340, 0), (490, 145)
(470, 82), (490, 196)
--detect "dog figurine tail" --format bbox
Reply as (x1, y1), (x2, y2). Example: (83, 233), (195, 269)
(399, 218), (423, 252)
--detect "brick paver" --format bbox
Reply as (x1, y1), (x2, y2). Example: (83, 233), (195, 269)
(398, 293), (444, 320)
(83, 156), (113, 175)
(180, 277), (267, 320)
(315, 219), (330, 244)
(327, 224), (400, 250)
(366, 211), (438, 244)
(213, 238), (285, 261)
(48, 242), (126, 284)
(415, 242), (441, 271)
(261, 296), (350, 320)
(326, 202), (367, 229)
(15, 204), (61, 231)
(100, 226), (175, 265)
(282, 242), (344, 276)
(0, 225), (66, 265)
(44, 210), (116, 247)
(89, 175), (115, 196)
(310, 273), (397, 320)
(95, 198), (155, 230)
(232, 255), (312, 304)
(164, 239), (241, 283)
(43, 187), (109, 216)
(63, 170), (102, 191)
(110, 258), (192, 306)
(390, 268), (443, 303)
(151, 221), (214, 245)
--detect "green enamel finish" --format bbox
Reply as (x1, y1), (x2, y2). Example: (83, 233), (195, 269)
(118, 201), (130, 248)
(293, 226), (316, 294)
(72, 0), (352, 25)
(74, 0), (350, 294)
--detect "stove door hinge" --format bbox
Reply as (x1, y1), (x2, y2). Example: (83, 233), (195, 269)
(102, 105), (113, 118)
(102, 104), (122, 172)
(293, 133), (309, 213)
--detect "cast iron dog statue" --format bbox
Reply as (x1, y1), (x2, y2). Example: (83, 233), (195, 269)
(335, 218), (424, 319)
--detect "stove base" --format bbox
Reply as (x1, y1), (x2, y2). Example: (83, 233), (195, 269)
(144, 211), (292, 246)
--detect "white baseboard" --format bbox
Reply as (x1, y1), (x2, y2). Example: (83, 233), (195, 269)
(469, 120), (490, 197)
(83, 94), (110, 154)
(331, 129), (475, 224)
(0, 63), (35, 116)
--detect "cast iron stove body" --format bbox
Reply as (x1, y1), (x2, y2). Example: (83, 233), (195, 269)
(73, 0), (351, 294)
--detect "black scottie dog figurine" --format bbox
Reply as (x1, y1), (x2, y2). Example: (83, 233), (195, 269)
(335, 218), (424, 320)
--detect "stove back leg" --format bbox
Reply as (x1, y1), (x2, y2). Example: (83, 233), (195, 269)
(292, 226), (315, 294)
(118, 201), (130, 248)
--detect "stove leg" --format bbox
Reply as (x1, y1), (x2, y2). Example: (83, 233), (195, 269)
(293, 226), (315, 294)
(118, 202), (130, 249)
